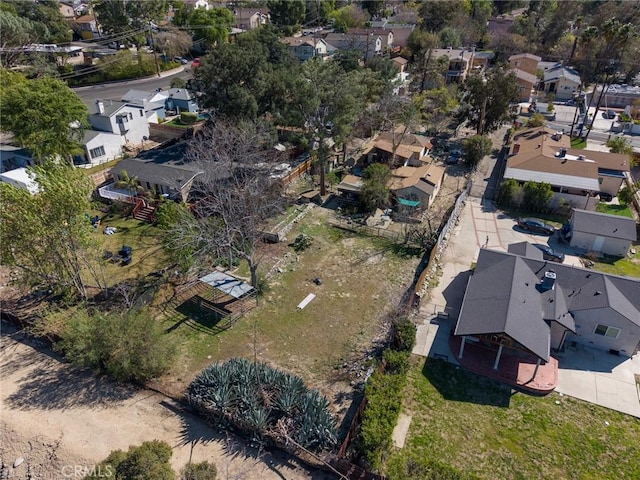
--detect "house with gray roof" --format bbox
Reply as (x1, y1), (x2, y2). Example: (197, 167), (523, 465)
(541, 63), (581, 101)
(164, 88), (199, 114)
(121, 89), (168, 123)
(105, 141), (203, 202)
(454, 243), (640, 374)
(568, 209), (637, 257)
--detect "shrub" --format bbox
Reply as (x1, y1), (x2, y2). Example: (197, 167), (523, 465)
(181, 461), (217, 480)
(358, 370), (406, 471)
(87, 440), (175, 480)
(496, 179), (521, 207)
(383, 349), (410, 375)
(187, 358), (337, 452)
(55, 308), (177, 383)
(527, 113), (546, 127)
(293, 233), (313, 252)
(180, 112), (198, 124)
(392, 317), (416, 352)
(523, 181), (553, 212)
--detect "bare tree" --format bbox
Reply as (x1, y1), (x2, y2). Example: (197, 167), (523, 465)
(154, 26), (193, 59)
(165, 120), (286, 288)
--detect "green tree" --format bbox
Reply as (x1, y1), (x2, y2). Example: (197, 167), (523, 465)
(418, 0), (468, 32)
(361, 163), (391, 212)
(461, 135), (492, 167)
(181, 461), (217, 480)
(0, 72), (88, 160)
(268, 0), (306, 34)
(4, 0), (72, 44)
(156, 201), (197, 272)
(414, 86), (458, 134)
(89, 441), (175, 480)
(617, 185), (636, 205)
(0, 162), (102, 300)
(194, 26), (295, 120)
(187, 7), (233, 49)
(606, 136), (633, 155)
(523, 181), (553, 211)
(457, 67), (519, 135)
(527, 113), (546, 127)
(329, 4), (369, 32)
(496, 178), (521, 207)
(0, 10), (40, 66)
(56, 308), (177, 382)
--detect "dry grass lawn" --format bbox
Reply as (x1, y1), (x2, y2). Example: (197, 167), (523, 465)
(155, 207), (421, 403)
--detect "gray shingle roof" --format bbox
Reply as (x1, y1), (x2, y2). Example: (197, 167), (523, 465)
(571, 209), (637, 241)
(455, 245), (640, 360)
(508, 241), (544, 260)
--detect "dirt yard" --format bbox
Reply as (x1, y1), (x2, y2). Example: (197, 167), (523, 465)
(0, 324), (335, 480)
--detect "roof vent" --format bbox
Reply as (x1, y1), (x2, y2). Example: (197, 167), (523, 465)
(577, 154), (585, 160)
(594, 290), (602, 296)
(556, 148), (567, 158)
(540, 270), (556, 291)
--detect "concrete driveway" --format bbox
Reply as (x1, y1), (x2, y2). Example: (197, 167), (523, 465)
(414, 197), (640, 417)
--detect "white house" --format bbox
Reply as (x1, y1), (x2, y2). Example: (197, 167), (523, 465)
(75, 100), (150, 168)
(568, 209), (637, 257)
(121, 89), (168, 123)
(0, 167), (39, 194)
(88, 100), (150, 146)
(542, 63), (581, 101)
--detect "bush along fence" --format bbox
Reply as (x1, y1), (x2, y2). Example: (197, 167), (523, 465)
(186, 358), (338, 455)
(337, 318), (416, 477)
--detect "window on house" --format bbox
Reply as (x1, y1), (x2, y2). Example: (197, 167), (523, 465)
(129, 112), (133, 120)
(139, 109), (144, 117)
(594, 324), (620, 338)
(89, 146), (105, 158)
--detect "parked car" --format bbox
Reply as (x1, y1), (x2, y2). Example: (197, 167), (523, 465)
(192, 57), (201, 68)
(598, 191), (613, 202)
(173, 56), (189, 64)
(602, 110), (616, 119)
(517, 218), (555, 236)
(533, 244), (565, 263)
(446, 149), (461, 164)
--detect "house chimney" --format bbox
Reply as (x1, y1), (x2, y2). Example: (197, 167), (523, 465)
(512, 143), (521, 155)
(540, 270), (556, 291)
(556, 148), (567, 158)
(96, 100), (104, 114)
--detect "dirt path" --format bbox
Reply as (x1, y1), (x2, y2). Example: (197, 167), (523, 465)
(0, 324), (335, 480)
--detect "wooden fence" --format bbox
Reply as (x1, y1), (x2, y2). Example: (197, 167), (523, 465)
(282, 159), (312, 186)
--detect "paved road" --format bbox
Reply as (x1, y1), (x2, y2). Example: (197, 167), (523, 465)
(73, 66), (192, 108)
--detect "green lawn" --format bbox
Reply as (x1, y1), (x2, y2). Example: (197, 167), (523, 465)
(82, 158), (123, 175)
(591, 247), (640, 278)
(570, 137), (586, 149)
(386, 358), (640, 480)
(595, 202), (633, 218)
(166, 118), (193, 129)
(89, 207), (167, 285)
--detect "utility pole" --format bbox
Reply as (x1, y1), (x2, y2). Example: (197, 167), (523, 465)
(148, 20), (161, 77)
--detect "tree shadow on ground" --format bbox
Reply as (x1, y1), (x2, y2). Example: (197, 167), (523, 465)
(4, 348), (136, 410)
(422, 358), (512, 407)
(169, 401), (335, 480)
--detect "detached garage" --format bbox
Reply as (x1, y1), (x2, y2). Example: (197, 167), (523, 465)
(569, 209), (637, 257)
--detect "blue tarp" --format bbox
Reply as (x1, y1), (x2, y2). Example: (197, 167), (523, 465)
(398, 198), (420, 207)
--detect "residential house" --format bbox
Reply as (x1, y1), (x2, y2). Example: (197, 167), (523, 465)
(509, 53), (541, 102)
(76, 100), (150, 167)
(58, 1), (76, 19)
(281, 37), (331, 62)
(122, 89), (168, 123)
(165, 88), (199, 114)
(567, 209), (637, 257)
(388, 163), (445, 209)
(454, 244), (640, 376)
(74, 14), (101, 40)
(392, 56), (408, 74)
(0, 167), (39, 194)
(367, 129), (432, 167)
(88, 100), (150, 146)
(503, 127), (629, 209)
(336, 174), (364, 203)
(0, 145), (32, 173)
(429, 48), (477, 84)
(233, 7), (269, 31)
(591, 84), (640, 109)
(102, 141), (203, 203)
(541, 63), (581, 101)
(323, 28), (394, 60)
